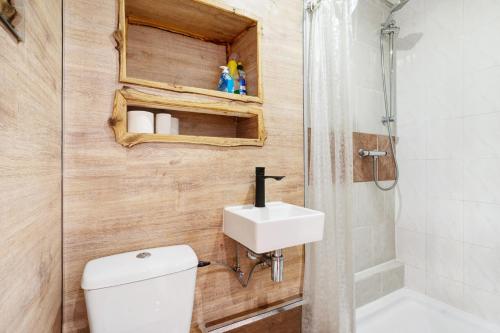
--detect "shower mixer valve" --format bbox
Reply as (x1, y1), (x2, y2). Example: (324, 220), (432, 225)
(359, 149), (388, 158)
(381, 115), (396, 125)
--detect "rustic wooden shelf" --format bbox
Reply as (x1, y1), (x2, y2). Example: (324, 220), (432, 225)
(110, 88), (266, 148)
(116, 0), (263, 103)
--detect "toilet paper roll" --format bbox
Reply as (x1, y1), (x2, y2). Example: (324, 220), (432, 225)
(127, 111), (154, 134)
(155, 113), (172, 134)
(170, 117), (179, 135)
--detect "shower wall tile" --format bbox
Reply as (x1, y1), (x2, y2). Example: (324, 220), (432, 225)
(464, 158), (500, 205)
(396, 228), (426, 269)
(396, 121), (426, 160)
(355, 261), (404, 308)
(354, 88), (386, 135)
(396, 159), (426, 233)
(404, 265), (426, 293)
(353, 226), (374, 272)
(381, 264), (405, 294)
(355, 273), (383, 307)
(354, 181), (385, 227)
(353, 181), (396, 273)
(377, 135), (397, 181)
(373, 223), (396, 265)
(426, 159), (463, 201)
(352, 42), (382, 92)
(351, 0), (397, 304)
(463, 287), (500, 325)
(464, 244), (500, 294)
(426, 274), (464, 309)
(463, 202), (500, 248)
(352, 0), (390, 137)
(426, 118), (463, 160)
(426, 198), (463, 241)
(464, 68), (500, 116)
(426, 236), (463, 281)
(353, 0), (386, 48)
(463, 113), (500, 158)
(396, 0), (500, 323)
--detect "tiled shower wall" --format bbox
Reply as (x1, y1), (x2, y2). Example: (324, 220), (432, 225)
(351, 0), (404, 307)
(396, 0), (500, 324)
(352, 0), (396, 274)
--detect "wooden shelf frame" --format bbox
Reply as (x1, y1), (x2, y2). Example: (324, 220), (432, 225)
(115, 0), (263, 103)
(110, 88), (266, 148)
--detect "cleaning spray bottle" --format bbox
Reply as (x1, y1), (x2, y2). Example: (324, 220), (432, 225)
(236, 62), (247, 95)
(217, 66), (234, 93)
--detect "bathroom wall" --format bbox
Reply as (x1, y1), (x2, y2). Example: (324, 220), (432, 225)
(396, 0), (500, 324)
(351, 0), (396, 274)
(63, 0), (304, 331)
(0, 0), (62, 332)
(350, 0), (404, 308)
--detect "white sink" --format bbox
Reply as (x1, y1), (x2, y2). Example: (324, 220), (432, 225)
(223, 202), (325, 254)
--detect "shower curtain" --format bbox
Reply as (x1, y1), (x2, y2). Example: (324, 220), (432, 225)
(303, 0), (356, 332)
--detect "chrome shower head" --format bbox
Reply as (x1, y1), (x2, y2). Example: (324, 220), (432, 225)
(382, 0), (410, 29)
(390, 0), (410, 13)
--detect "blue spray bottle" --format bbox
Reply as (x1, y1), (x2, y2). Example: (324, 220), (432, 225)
(237, 62), (247, 95)
(217, 66), (234, 93)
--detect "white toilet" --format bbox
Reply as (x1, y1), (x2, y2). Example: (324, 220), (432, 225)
(81, 245), (198, 333)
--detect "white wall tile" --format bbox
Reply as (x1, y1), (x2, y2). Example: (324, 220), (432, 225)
(464, 158), (500, 205)
(464, 287), (500, 325)
(426, 236), (463, 281)
(464, 202), (500, 248)
(396, 160), (426, 232)
(353, 0), (387, 48)
(464, 244), (500, 293)
(395, 0), (500, 323)
(352, 0), (398, 283)
(354, 226), (374, 273)
(463, 113), (500, 159)
(426, 274), (464, 309)
(354, 87), (386, 135)
(373, 223), (395, 265)
(396, 228), (426, 269)
(426, 198), (463, 241)
(426, 118), (463, 159)
(404, 264), (426, 293)
(426, 159), (463, 201)
(354, 182), (385, 227)
(464, 67), (500, 116)
(396, 121), (426, 160)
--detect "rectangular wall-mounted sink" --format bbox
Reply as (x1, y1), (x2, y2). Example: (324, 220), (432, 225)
(223, 202), (325, 254)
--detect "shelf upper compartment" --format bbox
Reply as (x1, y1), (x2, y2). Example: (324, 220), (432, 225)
(116, 0), (263, 103)
(109, 88), (266, 148)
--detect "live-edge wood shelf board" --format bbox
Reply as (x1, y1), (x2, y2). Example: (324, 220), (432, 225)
(116, 0), (263, 103)
(110, 88), (266, 148)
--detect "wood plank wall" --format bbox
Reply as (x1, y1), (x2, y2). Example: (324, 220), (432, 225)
(0, 0), (62, 332)
(63, 0), (304, 331)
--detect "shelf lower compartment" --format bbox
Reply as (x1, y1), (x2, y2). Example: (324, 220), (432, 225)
(109, 88), (266, 148)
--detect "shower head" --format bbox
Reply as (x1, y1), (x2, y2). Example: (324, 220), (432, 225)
(382, 0), (410, 29)
(390, 0), (410, 13)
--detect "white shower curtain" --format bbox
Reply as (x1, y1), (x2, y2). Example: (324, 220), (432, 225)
(303, 0), (356, 332)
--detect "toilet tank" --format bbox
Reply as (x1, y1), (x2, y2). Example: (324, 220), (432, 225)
(81, 245), (198, 333)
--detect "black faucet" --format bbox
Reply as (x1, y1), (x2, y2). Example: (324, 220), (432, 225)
(255, 167), (285, 208)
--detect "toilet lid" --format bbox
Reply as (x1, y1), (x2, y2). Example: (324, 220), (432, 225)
(81, 245), (198, 290)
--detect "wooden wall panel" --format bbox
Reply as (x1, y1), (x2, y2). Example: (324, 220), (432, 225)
(0, 0), (62, 332)
(63, 0), (304, 332)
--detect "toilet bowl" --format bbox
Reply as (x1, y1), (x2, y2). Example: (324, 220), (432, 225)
(81, 245), (198, 333)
